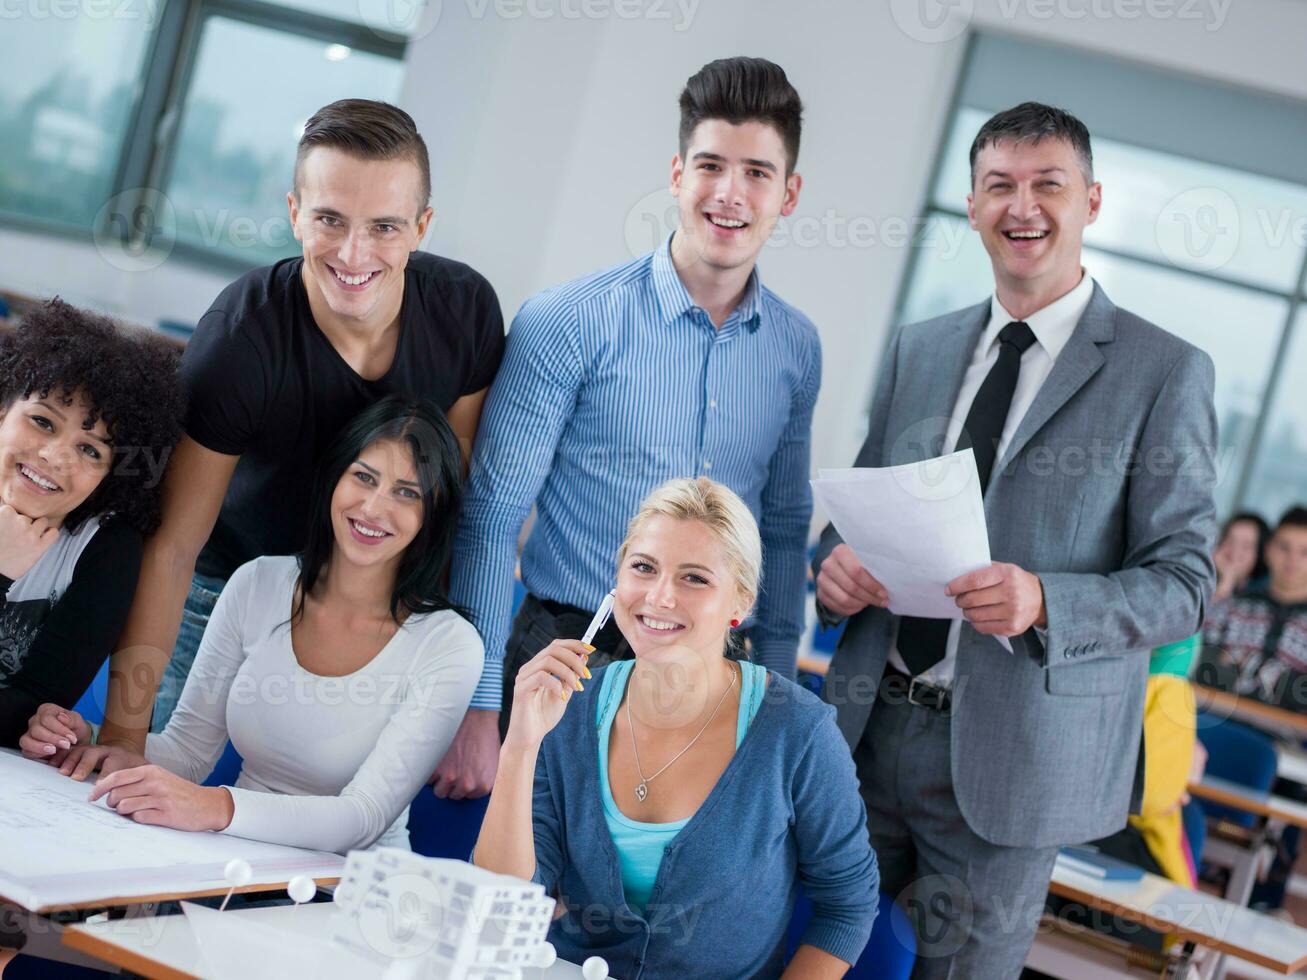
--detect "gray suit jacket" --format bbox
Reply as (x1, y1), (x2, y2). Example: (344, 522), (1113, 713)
(816, 284), (1217, 848)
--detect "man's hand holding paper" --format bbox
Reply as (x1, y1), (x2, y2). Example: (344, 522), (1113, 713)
(812, 449), (1042, 648)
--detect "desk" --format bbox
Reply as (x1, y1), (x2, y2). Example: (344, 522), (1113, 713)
(1041, 861), (1307, 974)
(63, 901), (607, 980)
(1190, 776), (1307, 830)
(1194, 685), (1307, 739)
(1276, 745), (1307, 787)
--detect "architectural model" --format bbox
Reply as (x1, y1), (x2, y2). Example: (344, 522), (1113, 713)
(332, 848), (557, 979)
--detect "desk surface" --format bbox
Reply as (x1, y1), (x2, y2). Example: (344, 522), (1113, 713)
(1048, 860), (1307, 973)
(64, 901), (605, 980)
(1189, 775), (1307, 829)
(1277, 745), (1307, 787)
(1194, 684), (1307, 738)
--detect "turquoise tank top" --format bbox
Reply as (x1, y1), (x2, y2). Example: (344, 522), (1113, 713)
(596, 658), (766, 914)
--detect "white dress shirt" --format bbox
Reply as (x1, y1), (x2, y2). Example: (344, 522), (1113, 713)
(887, 271), (1096, 688)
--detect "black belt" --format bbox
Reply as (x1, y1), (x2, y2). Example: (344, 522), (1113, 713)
(533, 595), (629, 655)
(881, 664), (953, 713)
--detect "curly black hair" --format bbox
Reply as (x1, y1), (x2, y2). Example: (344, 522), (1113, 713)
(0, 299), (185, 535)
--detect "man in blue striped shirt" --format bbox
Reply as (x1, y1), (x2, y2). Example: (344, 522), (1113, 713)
(435, 57), (822, 797)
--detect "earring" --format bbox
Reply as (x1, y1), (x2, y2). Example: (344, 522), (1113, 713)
(729, 619), (740, 628)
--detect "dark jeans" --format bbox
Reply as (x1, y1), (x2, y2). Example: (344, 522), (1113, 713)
(499, 593), (629, 738)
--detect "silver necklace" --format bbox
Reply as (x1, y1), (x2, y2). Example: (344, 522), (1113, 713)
(626, 661), (738, 803)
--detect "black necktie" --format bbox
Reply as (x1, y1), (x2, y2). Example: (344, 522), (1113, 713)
(896, 321), (1037, 677)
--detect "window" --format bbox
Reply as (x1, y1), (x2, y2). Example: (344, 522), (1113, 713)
(1243, 308), (1307, 524)
(0, 19), (152, 229)
(0, 0), (409, 268)
(893, 34), (1307, 521)
(167, 18), (403, 265)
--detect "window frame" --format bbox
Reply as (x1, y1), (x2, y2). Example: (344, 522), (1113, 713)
(0, 0), (407, 275)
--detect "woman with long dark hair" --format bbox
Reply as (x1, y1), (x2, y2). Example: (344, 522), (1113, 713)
(25, 395), (482, 853)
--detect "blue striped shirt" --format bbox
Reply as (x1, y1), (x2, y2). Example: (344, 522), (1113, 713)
(451, 235), (822, 708)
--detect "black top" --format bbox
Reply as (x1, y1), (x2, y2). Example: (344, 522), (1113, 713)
(0, 518), (143, 746)
(181, 252), (505, 579)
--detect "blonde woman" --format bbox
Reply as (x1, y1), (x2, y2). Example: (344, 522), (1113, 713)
(474, 478), (878, 979)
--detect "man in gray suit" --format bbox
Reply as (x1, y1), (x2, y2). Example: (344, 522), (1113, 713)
(814, 103), (1217, 976)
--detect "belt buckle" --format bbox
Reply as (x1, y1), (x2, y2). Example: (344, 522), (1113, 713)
(907, 675), (936, 710)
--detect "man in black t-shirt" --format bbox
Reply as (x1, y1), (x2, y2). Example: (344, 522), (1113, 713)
(90, 100), (505, 792)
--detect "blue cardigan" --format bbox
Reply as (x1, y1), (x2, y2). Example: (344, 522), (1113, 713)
(531, 664), (879, 979)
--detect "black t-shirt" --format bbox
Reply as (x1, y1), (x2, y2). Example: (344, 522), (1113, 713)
(182, 252), (505, 579)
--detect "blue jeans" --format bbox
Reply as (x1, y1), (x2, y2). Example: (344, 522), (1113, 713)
(150, 571), (226, 733)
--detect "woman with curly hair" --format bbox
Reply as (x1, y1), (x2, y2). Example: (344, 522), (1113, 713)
(0, 299), (184, 747)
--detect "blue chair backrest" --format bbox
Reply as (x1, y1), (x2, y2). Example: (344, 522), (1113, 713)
(788, 887), (915, 979)
(408, 788), (491, 860)
(72, 660), (109, 725)
(1196, 713), (1278, 828)
(1181, 797), (1206, 869)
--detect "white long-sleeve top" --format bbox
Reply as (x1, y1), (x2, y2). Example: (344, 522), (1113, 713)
(145, 556), (483, 854)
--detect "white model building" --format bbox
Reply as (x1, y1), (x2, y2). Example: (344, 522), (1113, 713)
(332, 848), (557, 980)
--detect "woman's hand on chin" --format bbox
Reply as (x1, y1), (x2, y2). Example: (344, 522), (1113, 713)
(504, 639), (592, 751)
(88, 764), (234, 832)
(0, 503), (59, 580)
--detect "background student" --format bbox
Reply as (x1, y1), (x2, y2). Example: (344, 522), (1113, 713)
(1199, 505), (1307, 705)
(474, 478), (877, 979)
(448, 56), (822, 796)
(90, 99), (504, 772)
(0, 300), (183, 748)
(22, 397), (483, 854)
(1213, 510), (1271, 603)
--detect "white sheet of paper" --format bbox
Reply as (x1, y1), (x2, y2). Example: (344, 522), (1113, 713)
(184, 901), (374, 980)
(812, 449), (1012, 653)
(0, 749), (344, 910)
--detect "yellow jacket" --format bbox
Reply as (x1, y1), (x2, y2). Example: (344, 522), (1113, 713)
(1128, 673), (1196, 885)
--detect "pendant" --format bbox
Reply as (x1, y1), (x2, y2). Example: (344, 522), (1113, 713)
(635, 781), (648, 803)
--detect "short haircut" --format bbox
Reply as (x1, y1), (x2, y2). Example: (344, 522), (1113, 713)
(678, 57), (804, 174)
(294, 99), (431, 215)
(1275, 506), (1307, 534)
(618, 476), (762, 618)
(0, 299), (185, 534)
(969, 101), (1094, 187)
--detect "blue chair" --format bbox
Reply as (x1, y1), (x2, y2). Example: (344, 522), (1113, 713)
(1195, 713), (1278, 828)
(71, 661), (109, 726)
(1181, 796), (1206, 868)
(156, 319), (196, 342)
(788, 888), (916, 979)
(408, 787), (490, 860)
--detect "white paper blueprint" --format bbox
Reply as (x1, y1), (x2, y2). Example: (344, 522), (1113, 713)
(0, 749), (344, 910)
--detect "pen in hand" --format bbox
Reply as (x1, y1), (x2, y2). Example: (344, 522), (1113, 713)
(581, 590), (616, 649)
